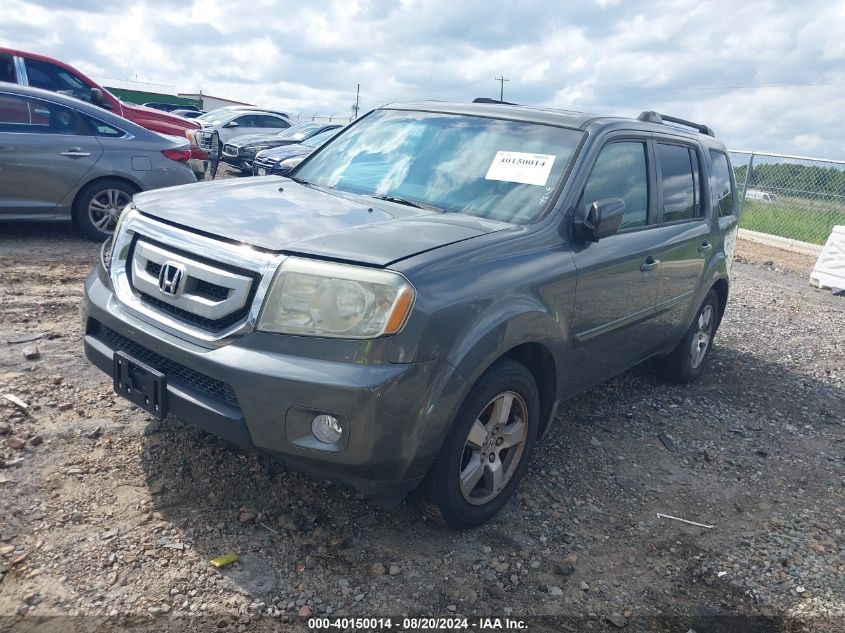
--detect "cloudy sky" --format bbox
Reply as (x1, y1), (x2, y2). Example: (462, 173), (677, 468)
(3, 0), (844, 157)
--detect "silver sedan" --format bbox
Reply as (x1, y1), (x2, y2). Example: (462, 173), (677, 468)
(0, 84), (196, 240)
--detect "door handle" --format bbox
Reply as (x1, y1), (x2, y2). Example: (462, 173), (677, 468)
(640, 257), (661, 272)
(698, 241), (713, 254)
(60, 148), (91, 158)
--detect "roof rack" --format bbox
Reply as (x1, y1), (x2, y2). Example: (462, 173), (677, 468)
(637, 111), (714, 137)
(473, 97), (519, 106)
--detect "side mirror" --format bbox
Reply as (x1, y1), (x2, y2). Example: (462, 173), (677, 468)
(90, 88), (104, 106)
(576, 198), (625, 242)
(223, 121), (239, 128)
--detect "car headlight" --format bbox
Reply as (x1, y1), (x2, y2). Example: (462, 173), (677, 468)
(257, 257), (415, 338)
(280, 157), (304, 169)
(109, 202), (134, 260)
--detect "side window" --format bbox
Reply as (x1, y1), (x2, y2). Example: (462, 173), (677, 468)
(235, 115), (259, 128)
(24, 59), (92, 102)
(657, 143), (701, 223)
(709, 150), (735, 217)
(0, 93), (89, 135)
(83, 114), (125, 138)
(0, 54), (15, 83)
(582, 141), (649, 230)
(261, 115), (288, 128)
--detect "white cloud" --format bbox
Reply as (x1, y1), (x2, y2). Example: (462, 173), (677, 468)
(1, 0), (844, 157)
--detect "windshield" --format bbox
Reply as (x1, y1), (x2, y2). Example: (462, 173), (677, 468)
(276, 121), (320, 140)
(294, 109), (583, 224)
(303, 127), (340, 148)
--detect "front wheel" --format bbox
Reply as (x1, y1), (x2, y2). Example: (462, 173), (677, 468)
(655, 289), (720, 383)
(422, 358), (539, 529)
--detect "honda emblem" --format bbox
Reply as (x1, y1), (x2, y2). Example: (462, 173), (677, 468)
(158, 262), (186, 296)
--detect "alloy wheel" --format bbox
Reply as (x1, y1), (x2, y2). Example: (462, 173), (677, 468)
(690, 304), (714, 369)
(459, 391), (529, 505)
(88, 189), (131, 234)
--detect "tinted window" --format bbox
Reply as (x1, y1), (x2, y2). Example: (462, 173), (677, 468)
(582, 142), (649, 230)
(25, 59), (92, 102)
(0, 93), (89, 135)
(84, 114), (125, 137)
(260, 115), (288, 128)
(709, 150), (734, 217)
(0, 54), (15, 83)
(657, 143), (700, 222)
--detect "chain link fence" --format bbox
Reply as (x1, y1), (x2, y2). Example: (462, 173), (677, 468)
(728, 150), (845, 245)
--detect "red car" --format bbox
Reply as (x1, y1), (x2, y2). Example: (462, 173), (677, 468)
(0, 47), (207, 177)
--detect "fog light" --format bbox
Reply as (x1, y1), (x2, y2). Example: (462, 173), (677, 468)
(311, 414), (343, 444)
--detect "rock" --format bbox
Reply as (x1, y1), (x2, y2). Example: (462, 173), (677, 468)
(28, 435), (43, 447)
(606, 613), (626, 628)
(796, 585), (806, 594)
(548, 585), (564, 597)
(580, 581), (590, 591)
(101, 528), (119, 540)
(591, 436), (602, 447)
(388, 564), (401, 576)
(239, 510), (257, 523)
(150, 482), (165, 495)
(22, 345), (40, 360)
(6, 438), (25, 451)
(0, 545), (15, 555)
(297, 605), (312, 621)
(372, 562), (386, 575)
(446, 604), (457, 612)
(66, 468), (83, 475)
(0, 423), (9, 435)
(58, 403), (73, 411)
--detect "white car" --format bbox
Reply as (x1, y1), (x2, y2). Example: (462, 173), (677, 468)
(195, 108), (291, 154)
(746, 189), (777, 203)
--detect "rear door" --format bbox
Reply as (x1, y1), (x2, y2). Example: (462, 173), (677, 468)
(569, 135), (668, 390)
(649, 139), (712, 341)
(0, 91), (102, 216)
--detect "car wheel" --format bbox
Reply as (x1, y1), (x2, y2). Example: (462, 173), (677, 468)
(422, 358), (539, 529)
(655, 289), (720, 383)
(72, 179), (136, 241)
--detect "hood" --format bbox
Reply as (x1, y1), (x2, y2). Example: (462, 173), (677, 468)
(133, 178), (510, 266)
(228, 134), (298, 149)
(257, 143), (313, 162)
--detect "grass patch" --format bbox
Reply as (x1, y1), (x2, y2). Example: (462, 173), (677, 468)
(739, 200), (845, 245)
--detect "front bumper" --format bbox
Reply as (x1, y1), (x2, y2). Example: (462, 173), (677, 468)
(82, 269), (454, 500)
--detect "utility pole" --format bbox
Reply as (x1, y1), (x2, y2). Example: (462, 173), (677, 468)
(495, 75), (509, 102)
(352, 83), (361, 120)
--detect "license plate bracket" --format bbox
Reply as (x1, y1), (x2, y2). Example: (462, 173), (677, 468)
(113, 351), (167, 420)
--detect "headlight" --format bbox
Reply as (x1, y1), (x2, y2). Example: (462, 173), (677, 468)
(109, 202), (134, 260)
(257, 257), (415, 338)
(249, 145), (269, 153)
(280, 157), (304, 169)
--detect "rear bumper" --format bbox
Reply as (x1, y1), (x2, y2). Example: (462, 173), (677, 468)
(81, 269), (457, 500)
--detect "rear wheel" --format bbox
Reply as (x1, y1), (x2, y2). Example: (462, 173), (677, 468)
(655, 289), (720, 383)
(72, 179), (136, 241)
(423, 358), (539, 529)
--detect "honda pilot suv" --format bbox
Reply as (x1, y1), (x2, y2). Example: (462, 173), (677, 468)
(82, 102), (738, 528)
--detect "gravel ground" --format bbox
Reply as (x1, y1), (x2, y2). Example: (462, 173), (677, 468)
(0, 221), (843, 632)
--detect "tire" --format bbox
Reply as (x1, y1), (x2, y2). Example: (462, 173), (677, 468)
(422, 358), (540, 529)
(72, 179), (137, 241)
(655, 289), (720, 383)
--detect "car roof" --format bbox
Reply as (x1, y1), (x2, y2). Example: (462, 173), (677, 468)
(0, 82), (151, 135)
(384, 100), (725, 146)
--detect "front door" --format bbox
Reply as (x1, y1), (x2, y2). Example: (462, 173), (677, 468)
(569, 138), (667, 391)
(0, 91), (102, 216)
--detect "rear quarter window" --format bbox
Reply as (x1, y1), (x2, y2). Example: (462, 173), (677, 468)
(657, 142), (703, 223)
(709, 150), (735, 217)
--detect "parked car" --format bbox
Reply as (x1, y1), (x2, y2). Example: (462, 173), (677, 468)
(252, 126), (343, 176)
(0, 47), (207, 178)
(0, 84), (196, 240)
(82, 101), (737, 528)
(222, 122), (341, 172)
(172, 109), (206, 119)
(143, 102), (199, 113)
(194, 108), (291, 156)
(746, 189), (777, 203)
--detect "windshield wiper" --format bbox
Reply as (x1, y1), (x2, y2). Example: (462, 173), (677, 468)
(370, 195), (444, 213)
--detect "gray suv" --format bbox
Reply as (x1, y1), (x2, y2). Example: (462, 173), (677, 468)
(82, 102), (738, 528)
